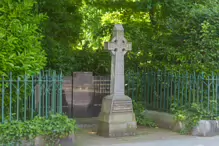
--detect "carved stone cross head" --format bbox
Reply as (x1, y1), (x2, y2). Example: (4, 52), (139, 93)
(104, 24), (132, 55)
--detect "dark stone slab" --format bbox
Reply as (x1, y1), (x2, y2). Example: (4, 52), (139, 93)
(73, 72), (93, 86)
(72, 72), (94, 118)
(61, 73), (111, 118)
(63, 76), (73, 84)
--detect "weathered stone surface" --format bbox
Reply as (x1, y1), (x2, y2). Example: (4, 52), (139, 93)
(112, 100), (133, 113)
(143, 110), (219, 137)
(192, 120), (219, 137)
(72, 72), (94, 118)
(97, 24), (137, 137)
(97, 95), (137, 137)
(143, 110), (184, 132)
(104, 24), (131, 96)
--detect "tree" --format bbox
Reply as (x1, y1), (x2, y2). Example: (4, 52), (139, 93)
(36, 0), (83, 75)
(36, 0), (219, 75)
(0, 0), (47, 122)
(83, 0), (219, 74)
(0, 0), (47, 77)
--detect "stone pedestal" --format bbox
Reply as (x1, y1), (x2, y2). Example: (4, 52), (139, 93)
(97, 94), (137, 137)
(97, 24), (137, 137)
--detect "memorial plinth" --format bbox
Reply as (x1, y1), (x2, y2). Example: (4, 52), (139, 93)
(97, 24), (137, 137)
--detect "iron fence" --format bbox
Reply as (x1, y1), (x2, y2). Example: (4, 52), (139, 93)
(2, 70), (219, 122)
(0, 70), (63, 123)
(126, 71), (219, 116)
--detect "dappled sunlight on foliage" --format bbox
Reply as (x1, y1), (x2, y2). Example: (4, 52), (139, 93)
(0, 0), (47, 76)
(1, 0), (219, 76)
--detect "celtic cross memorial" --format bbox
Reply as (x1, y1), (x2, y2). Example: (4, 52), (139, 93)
(97, 24), (137, 137)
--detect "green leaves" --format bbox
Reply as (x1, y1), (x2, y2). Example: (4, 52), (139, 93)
(133, 101), (157, 128)
(0, 120), (40, 144)
(0, 114), (77, 145)
(0, 0), (47, 77)
(41, 114), (77, 143)
(171, 97), (218, 135)
(21, 0), (218, 75)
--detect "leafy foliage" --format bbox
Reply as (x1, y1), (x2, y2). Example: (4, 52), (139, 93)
(2, 0), (218, 75)
(0, 119), (41, 144)
(86, 0), (219, 74)
(36, 0), (83, 75)
(41, 114), (77, 144)
(0, 114), (77, 145)
(0, 0), (47, 77)
(171, 98), (218, 135)
(0, 0), (47, 126)
(133, 101), (157, 127)
(42, 0), (218, 75)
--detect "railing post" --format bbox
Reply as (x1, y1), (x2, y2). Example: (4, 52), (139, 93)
(177, 72), (180, 106)
(208, 75), (210, 113)
(216, 75), (218, 116)
(31, 75), (34, 119)
(9, 72), (12, 121)
(38, 72), (42, 116)
(147, 71), (150, 107)
(212, 72), (215, 115)
(17, 77), (20, 121)
(52, 71), (56, 113)
(143, 72), (146, 107)
(2, 76), (5, 123)
(46, 72), (48, 118)
(166, 72), (170, 111)
(201, 73), (204, 109)
(24, 74), (27, 121)
(185, 72), (188, 104)
(59, 71), (63, 113)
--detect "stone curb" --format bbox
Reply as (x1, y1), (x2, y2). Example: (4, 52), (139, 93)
(143, 110), (219, 137)
(192, 120), (219, 137)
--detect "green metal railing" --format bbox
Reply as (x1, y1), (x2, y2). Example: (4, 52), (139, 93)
(126, 71), (219, 116)
(0, 70), (63, 123)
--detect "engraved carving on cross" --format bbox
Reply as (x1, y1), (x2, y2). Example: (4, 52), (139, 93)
(104, 24), (132, 95)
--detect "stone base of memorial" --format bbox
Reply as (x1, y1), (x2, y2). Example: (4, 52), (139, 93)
(97, 94), (137, 137)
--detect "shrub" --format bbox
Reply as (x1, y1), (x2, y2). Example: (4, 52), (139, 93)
(0, 114), (77, 145)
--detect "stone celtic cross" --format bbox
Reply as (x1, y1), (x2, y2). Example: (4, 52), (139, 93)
(98, 24), (136, 137)
(104, 24), (132, 96)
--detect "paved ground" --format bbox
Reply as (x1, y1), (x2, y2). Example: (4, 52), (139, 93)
(75, 126), (219, 146)
(107, 137), (219, 146)
(75, 126), (189, 146)
(75, 118), (219, 146)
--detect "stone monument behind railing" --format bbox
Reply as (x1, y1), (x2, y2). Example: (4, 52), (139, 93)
(97, 24), (137, 137)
